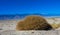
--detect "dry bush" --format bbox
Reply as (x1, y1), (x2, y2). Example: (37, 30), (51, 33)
(50, 23), (60, 29)
(16, 16), (53, 31)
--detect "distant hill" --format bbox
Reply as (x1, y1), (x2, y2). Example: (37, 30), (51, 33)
(0, 14), (60, 20)
(0, 14), (42, 20)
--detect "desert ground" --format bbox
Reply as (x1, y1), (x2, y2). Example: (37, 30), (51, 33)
(0, 17), (60, 31)
(0, 17), (60, 35)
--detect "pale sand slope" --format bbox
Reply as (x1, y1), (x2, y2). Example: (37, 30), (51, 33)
(0, 30), (60, 35)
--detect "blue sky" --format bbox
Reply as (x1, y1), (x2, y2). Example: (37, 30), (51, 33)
(0, 0), (60, 15)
